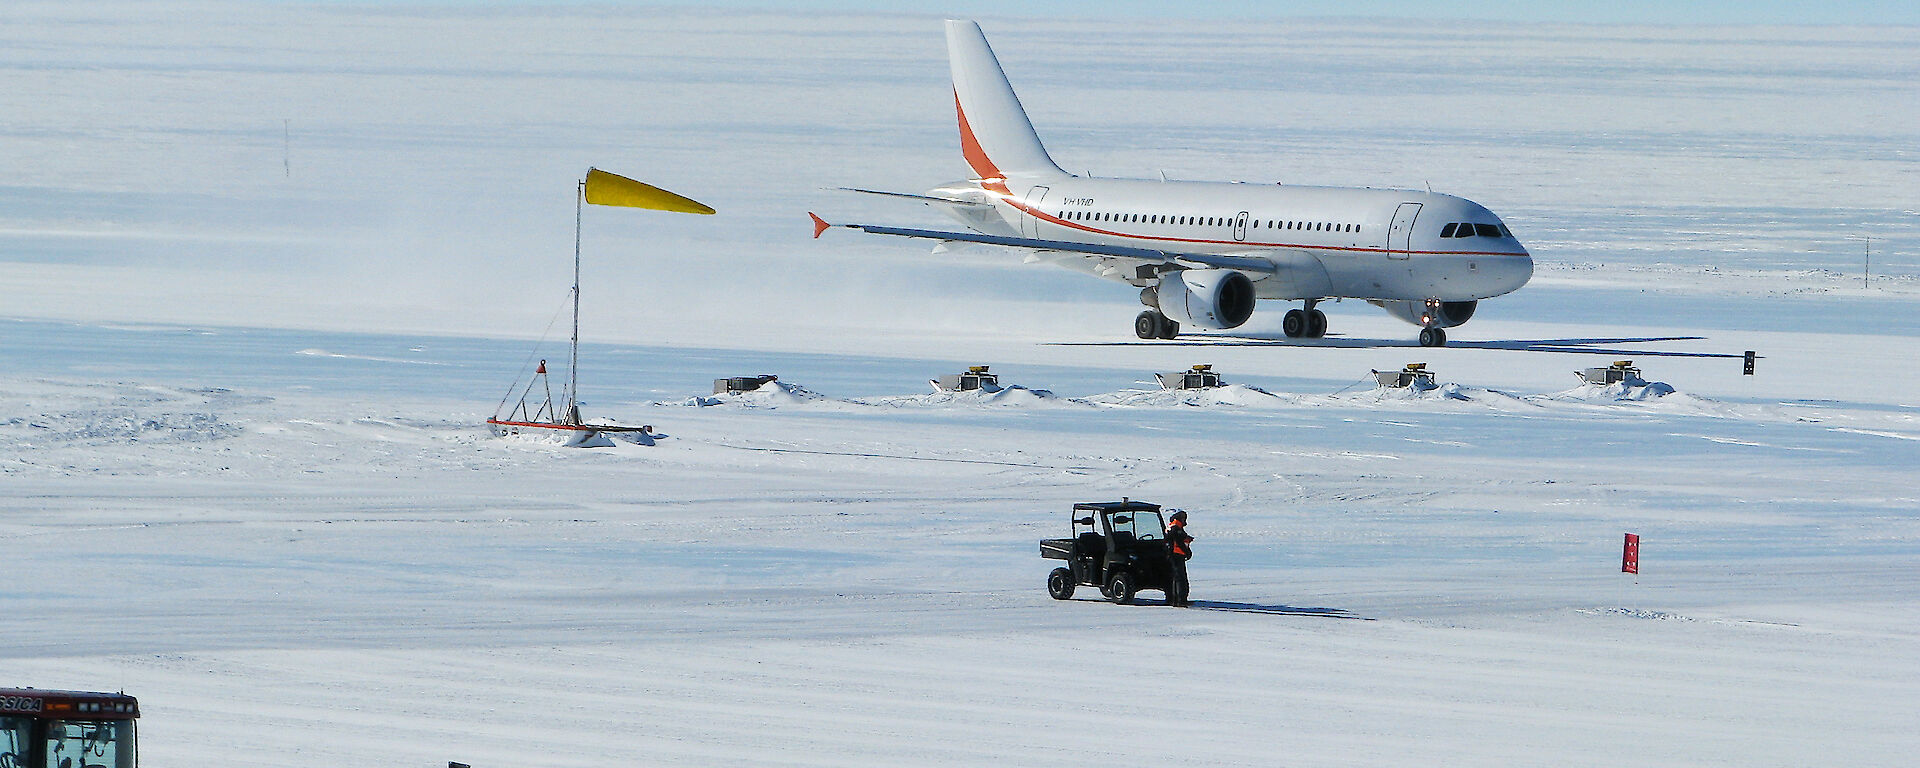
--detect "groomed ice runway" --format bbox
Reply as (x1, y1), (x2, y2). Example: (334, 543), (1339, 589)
(3, 4), (1917, 766)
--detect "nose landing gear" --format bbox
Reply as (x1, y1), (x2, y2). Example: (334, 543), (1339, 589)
(1416, 298), (1449, 347)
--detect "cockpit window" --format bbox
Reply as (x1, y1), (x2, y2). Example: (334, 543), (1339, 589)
(1440, 223), (1458, 238)
(1474, 223), (1500, 238)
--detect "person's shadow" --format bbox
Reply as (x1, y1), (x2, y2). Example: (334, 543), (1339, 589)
(1177, 599), (1373, 620)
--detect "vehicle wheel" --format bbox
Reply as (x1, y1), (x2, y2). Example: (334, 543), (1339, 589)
(1156, 315), (1180, 340)
(1307, 309), (1328, 338)
(1419, 326), (1447, 347)
(1282, 309), (1306, 338)
(1106, 572), (1136, 605)
(1047, 568), (1075, 600)
(1135, 311), (1160, 340)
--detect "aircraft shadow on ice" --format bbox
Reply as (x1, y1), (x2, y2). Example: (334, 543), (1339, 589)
(1055, 334), (1741, 360)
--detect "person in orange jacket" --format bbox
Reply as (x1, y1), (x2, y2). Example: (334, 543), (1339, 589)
(1165, 509), (1193, 606)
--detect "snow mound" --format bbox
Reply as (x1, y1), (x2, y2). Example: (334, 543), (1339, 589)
(607, 428), (665, 447)
(857, 385), (1066, 409)
(684, 380), (837, 408)
(491, 428), (616, 448)
(1078, 383), (1295, 409)
(1347, 382), (1475, 403)
(1541, 381), (1679, 403)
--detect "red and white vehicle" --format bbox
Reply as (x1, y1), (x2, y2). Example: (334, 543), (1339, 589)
(1, 688), (139, 768)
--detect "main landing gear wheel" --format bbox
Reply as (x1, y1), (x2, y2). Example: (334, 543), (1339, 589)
(1419, 326), (1448, 347)
(1136, 311), (1179, 340)
(1284, 309), (1329, 339)
(1047, 567), (1075, 600)
(1135, 311), (1159, 340)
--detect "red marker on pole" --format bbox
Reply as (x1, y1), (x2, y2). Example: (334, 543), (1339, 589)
(1622, 533), (1640, 574)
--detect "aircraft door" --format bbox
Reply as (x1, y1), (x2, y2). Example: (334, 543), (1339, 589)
(1232, 211), (1249, 242)
(1020, 185), (1051, 237)
(1387, 202), (1421, 260)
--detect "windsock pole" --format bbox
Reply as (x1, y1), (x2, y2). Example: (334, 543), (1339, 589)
(568, 179), (583, 423)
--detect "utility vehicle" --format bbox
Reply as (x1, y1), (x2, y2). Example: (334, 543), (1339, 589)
(1040, 500), (1177, 605)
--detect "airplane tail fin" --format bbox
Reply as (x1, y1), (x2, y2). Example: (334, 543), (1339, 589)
(946, 20), (1067, 181)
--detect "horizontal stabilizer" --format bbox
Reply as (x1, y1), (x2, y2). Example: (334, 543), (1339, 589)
(837, 187), (989, 207)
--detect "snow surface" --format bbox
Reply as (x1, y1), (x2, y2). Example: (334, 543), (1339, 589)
(4, 4), (1919, 767)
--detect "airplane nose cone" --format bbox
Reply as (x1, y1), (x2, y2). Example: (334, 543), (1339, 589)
(1490, 250), (1533, 296)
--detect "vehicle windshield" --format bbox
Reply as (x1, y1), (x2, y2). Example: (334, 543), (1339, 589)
(44, 719), (135, 768)
(1106, 510), (1165, 541)
(3, 716), (29, 767)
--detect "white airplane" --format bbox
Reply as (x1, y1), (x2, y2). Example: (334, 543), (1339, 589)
(812, 20), (1532, 347)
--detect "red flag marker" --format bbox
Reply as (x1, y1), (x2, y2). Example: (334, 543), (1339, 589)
(1622, 533), (1640, 574)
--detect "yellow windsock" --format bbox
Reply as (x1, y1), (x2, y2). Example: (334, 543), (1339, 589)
(582, 167), (715, 214)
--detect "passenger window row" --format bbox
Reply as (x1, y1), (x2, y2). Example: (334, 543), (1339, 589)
(1441, 222), (1511, 239)
(1260, 220), (1357, 233)
(1055, 210), (1360, 235)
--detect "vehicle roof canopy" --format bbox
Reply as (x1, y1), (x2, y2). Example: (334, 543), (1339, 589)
(1071, 501), (1162, 513)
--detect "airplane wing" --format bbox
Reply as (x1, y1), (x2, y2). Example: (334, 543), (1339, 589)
(808, 213), (1277, 274)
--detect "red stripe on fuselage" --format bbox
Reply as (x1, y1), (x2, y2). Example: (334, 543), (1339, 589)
(994, 196), (1517, 257)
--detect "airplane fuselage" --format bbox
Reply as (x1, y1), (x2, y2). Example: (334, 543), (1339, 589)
(932, 175), (1533, 303)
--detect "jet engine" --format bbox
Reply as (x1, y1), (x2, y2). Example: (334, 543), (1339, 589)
(1142, 269), (1255, 330)
(1372, 299), (1478, 328)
